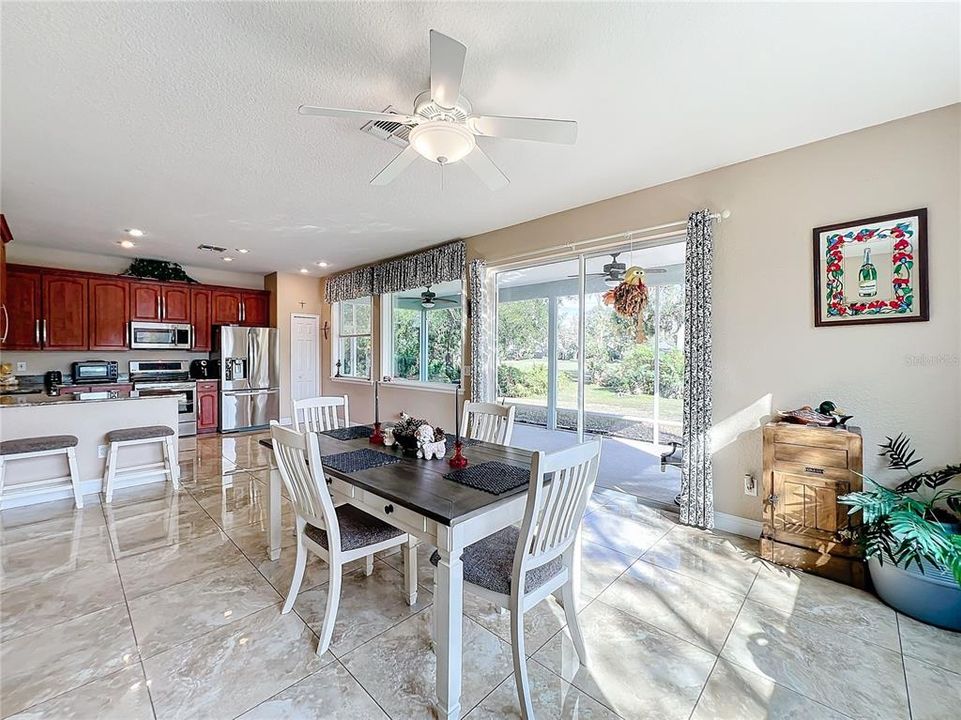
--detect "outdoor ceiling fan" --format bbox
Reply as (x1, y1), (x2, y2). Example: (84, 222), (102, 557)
(569, 253), (667, 288)
(400, 286), (459, 309)
(298, 30), (577, 190)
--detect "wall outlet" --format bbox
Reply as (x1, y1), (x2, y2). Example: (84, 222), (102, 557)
(97, 445), (108, 459)
(743, 473), (757, 497)
(16, 362), (27, 372)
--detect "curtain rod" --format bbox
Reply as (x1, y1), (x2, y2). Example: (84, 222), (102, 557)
(483, 209), (731, 268)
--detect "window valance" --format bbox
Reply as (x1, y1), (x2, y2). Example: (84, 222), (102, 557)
(324, 266), (374, 304)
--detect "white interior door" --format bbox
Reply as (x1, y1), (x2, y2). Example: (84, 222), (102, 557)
(291, 314), (320, 403)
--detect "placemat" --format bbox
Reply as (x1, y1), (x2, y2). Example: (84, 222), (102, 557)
(321, 425), (373, 441)
(322, 448), (400, 474)
(444, 434), (481, 452)
(444, 461), (529, 495)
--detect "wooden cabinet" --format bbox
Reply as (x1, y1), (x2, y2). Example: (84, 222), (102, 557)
(241, 291), (269, 327)
(761, 422), (864, 587)
(4, 269), (42, 350)
(196, 380), (219, 433)
(130, 282), (191, 323)
(41, 273), (88, 350)
(211, 289), (242, 325)
(88, 278), (129, 350)
(191, 287), (212, 351)
(162, 286), (191, 322)
(0, 214), (10, 344)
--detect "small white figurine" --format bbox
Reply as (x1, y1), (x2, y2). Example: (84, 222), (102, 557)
(382, 427), (396, 446)
(415, 423), (446, 460)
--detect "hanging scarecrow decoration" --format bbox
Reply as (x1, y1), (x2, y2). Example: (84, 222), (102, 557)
(602, 266), (649, 343)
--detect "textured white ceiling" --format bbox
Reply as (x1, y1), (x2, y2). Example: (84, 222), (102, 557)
(2, 2), (958, 276)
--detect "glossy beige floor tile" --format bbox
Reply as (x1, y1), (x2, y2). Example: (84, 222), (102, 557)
(4, 664), (154, 720)
(465, 659), (622, 720)
(597, 559), (744, 652)
(721, 599), (909, 720)
(534, 601), (716, 719)
(0, 500), (105, 545)
(105, 495), (222, 559)
(128, 557), (281, 657)
(582, 508), (673, 558)
(0, 604), (139, 717)
(0, 524), (115, 592)
(691, 659), (848, 720)
(898, 612), (961, 672)
(464, 592), (570, 657)
(378, 541), (437, 592)
(293, 561), (432, 657)
(748, 562), (900, 651)
(192, 477), (293, 530)
(579, 539), (636, 600)
(250, 546), (330, 597)
(904, 656), (961, 720)
(342, 609), (514, 719)
(1, 559), (124, 641)
(143, 605), (328, 720)
(237, 661), (389, 719)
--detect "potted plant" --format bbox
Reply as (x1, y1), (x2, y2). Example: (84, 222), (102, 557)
(839, 434), (961, 630)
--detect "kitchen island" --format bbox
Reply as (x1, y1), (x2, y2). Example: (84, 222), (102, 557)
(0, 391), (179, 508)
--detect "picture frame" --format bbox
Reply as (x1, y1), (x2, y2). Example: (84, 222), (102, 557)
(813, 208), (928, 327)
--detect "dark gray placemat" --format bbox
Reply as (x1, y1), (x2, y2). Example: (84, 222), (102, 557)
(444, 461), (529, 495)
(322, 448), (400, 474)
(321, 425), (373, 441)
(444, 434), (481, 452)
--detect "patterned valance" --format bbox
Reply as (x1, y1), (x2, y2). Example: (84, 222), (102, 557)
(324, 267), (374, 304)
(372, 240), (466, 296)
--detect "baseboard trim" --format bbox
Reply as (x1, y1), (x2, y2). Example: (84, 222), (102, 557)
(714, 511), (763, 539)
(1, 471), (168, 510)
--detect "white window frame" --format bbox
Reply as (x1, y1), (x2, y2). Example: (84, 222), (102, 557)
(331, 297), (373, 383)
(379, 286), (464, 393)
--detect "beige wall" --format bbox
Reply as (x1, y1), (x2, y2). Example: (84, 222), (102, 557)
(322, 104), (961, 523)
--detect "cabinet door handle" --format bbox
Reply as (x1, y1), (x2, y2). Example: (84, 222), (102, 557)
(240, 301), (245, 322)
(42, 319), (47, 344)
(35, 319), (40, 344)
(124, 323), (129, 346)
(0, 305), (7, 343)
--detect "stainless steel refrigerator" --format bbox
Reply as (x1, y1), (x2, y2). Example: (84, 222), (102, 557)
(212, 326), (280, 432)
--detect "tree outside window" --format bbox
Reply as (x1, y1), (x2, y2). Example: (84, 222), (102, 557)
(388, 282), (462, 385)
(335, 297), (371, 379)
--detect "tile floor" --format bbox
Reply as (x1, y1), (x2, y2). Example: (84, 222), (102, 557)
(1, 431), (959, 719)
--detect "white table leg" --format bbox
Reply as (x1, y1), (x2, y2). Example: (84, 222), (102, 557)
(434, 547), (463, 720)
(267, 463), (282, 561)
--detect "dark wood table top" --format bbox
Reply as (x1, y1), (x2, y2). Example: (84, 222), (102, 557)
(259, 431), (534, 527)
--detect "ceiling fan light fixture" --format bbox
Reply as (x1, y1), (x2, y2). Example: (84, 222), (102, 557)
(604, 277), (620, 288)
(421, 300), (436, 309)
(409, 121), (475, 164)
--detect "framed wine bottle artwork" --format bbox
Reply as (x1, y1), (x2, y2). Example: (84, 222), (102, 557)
(813, 208), (928, 327)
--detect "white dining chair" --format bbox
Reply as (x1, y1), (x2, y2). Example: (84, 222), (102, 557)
(269, 421), (419, 656)
(462, 401), (516, 445)
(292, 395), (350, 433)
(431, 441), (601, 719)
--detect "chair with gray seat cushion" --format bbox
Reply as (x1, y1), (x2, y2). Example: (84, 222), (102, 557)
(431, 441), (601, 720)
(102, 425), (178, 503)
(269, 421), (419, 657)
(0, 434), (83, 509)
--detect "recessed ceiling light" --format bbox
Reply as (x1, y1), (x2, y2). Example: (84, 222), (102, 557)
(299, 268), (310, 274)
(315, 261), (329, 268)
(117, 239), (136, 249)
(125, 228), (145, 238)
(223, 257), (234, 263)
(236, 248), (249, 254)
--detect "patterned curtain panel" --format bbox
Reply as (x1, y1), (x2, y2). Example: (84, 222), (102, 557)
(372, 240), (466, 295)
(680, 209), (715, 529)
(468, 258), (489, 402)
(324, 267), (373, 304)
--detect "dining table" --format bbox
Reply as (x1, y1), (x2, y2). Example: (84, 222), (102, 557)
(259, 429), (580, 720)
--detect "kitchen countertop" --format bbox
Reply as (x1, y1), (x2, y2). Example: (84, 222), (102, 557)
(0, 390), (170, 408)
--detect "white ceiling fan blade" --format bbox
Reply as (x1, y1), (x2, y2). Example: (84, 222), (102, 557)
(429, 30), (467, 109)
(370, 146), (420, 186)
(299, 105), (419, 124)
(462, 146), (509, 190)
(468, 115), (577, 144)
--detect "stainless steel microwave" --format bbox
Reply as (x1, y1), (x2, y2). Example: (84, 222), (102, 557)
(129, 321), (192, 350)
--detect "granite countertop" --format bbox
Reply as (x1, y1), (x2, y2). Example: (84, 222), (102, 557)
(0, 391), (172, 408)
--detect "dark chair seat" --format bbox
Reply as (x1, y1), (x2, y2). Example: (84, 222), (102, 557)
(0, 434), (79, 456)
(430, 526), (564, 596)
(106, 425), (175, 443)
(305, 504), (405, 552)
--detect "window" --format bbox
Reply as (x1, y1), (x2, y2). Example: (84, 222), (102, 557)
(383, 280), (463, 386)
(332, 297), (372, 379)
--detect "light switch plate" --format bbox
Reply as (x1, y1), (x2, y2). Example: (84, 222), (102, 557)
(97, 445), (108, 459)
(743, 473), (757, 496)
(16, 362), (27, 372)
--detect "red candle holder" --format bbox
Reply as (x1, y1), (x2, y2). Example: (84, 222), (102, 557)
(448, 440), (469, 469)
(369, 422), (385, 445)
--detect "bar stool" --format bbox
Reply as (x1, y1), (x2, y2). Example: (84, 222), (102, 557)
(0, 435), (83, 509)
(102, 425), (179, 503)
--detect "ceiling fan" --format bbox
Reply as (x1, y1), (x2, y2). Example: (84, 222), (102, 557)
(568, 253), (667, 287)
(400, 286), (460, 309)
(298, 30), (577, 190)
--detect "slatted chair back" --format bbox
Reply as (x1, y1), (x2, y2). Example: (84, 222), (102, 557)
(269, 422), (340, 551)
(513, 441), (601, 592)
(462, 402), (516, 445)
(293, 395), (350, 434)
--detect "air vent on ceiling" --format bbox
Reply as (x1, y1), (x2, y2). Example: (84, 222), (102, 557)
(359, 106), (411, 148)
(197, 244), (228, 253)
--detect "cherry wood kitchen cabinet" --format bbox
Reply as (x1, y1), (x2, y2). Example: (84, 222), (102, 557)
(4, 268), (42, 350)
(41, 273), (88, 350)
(196, 380), (219, 433)
(162, 286), (191, 322)
(191, 287), (212, 351)
(130, 282), (191, 323)
(88, 278), (129, 350)
(241, 291), (269, 327)
(0, 214), (11, 345)
(211, 289), (242, 325)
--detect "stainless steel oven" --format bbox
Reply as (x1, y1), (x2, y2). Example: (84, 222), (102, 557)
(129, 361), (197, 436)
(129, 322), (192, 350)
